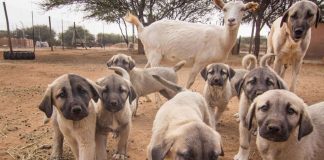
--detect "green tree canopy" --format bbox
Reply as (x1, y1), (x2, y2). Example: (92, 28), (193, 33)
(58, 25), (94, 47)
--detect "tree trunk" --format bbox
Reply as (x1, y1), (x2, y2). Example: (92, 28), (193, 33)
(253, 18), (262, 58)
(249, 17), (256, 54)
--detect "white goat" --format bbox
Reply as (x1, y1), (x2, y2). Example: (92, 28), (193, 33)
(124, 0), (258, 88)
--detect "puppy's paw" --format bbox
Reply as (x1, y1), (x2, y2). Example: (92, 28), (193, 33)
(234, 150), (249, 160)
(112, 153), (127, 160)
(233, 113), (239, 118)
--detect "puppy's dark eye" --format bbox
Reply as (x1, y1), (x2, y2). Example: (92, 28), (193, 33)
(221, 70), (227, 75)
(57, 91), (67, 98)
(248, 78), (256, 85)
(122, 60), (127, 64)
(286, 105), (296, 115)
(260, 104), (269, 112)
(266, 79), (274, 86)
(208, 70), (214, 74)
(120, 87), (127, 93)
(291, 13), (298, 19)
(78, 87), (87, 95)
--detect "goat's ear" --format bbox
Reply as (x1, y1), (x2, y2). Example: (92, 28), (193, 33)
(298, 109), (314, 141)
(200, 66), (208, 81)
(106, 55), (116, 67)
(244, 2), (259, 12)
(235, 78), (245, 97)
(128, 56), (136, 70)
(315, 7), (321, 28)
(228, 67), (236, 80)
(245, 102), (256, 130)
(280, 11), (289, 27)
(213, 0), (225, 9)
(39, 86), (53, 118)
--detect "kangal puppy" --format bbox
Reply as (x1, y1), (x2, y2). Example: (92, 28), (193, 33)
(267, 0), (321, 92)
(39, 74), (100, 160)
(147, 75), (224, 160)
(124, 0), (258, 89)
(246, 90), (324, 160)
(107, 53), (185, 116)
(95, 67), (136, 160)
(234, 54), (288, 160)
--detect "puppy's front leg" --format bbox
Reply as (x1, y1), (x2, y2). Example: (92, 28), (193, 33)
(78, 138), (96, 160)
(50, 117), (64, 160)
(96, 133), (108, 160)
(234, 121), (251, 160)
(113, 124), (130, 160)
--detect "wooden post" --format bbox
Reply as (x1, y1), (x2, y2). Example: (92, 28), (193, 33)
(48, 16), (53, 51)
(237, 36), (241, 55)
(132, 24), (135, 44)
(61, 19), (64, 50)
(74, 22), (77, 48)
(249, 17), (256, 54)
(102, 24), (105, 50)
(3, 2), (13, 54)
(32, 11), (35, 53)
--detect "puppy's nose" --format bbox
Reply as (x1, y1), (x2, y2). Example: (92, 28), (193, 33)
(267, 125), (281, 133)
(110, 101), (118, 106)
(72, 106), (82, 114)
(294, 28), (304, 36)
(228, 18), (236, 23)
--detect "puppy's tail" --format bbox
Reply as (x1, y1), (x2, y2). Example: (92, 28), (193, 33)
(109, 66), (130, 81)
(260, 53), (275, 67)
(124, 12), (144, 33)
(152, 75), (185, 93)
(173, 60), (186, 72)
(242, 54), (257, 71)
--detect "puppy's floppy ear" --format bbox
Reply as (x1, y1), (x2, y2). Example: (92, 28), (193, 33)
(280, 10), (289, 27)
(235, 78), (245, 96)
(276, 76), (288, 90)
(315, 7), (321, 28)
(106, 55), (115, 67)
(86, 79), (102, 103)
(128, 86), (137, 104)
(245, 102), (256, 130)
(200, 66), (208, 81)
(298, 109), (314, 141)
(128, 56), (136, 70)
(39, 86), (53, 118)
(244, 2), (259, 12)
(150, 139), (174, 160)
(228, 67), (236, 80)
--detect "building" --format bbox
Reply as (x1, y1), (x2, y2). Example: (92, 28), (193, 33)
(306, 23), (324, 59)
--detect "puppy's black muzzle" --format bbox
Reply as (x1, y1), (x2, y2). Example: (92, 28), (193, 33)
(62, 102), (89, 121)
(259, 121), (290, 142)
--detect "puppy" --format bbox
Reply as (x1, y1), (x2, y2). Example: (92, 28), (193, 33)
(267, 0), (321, 91)
(234, 54), (288, 160)
(106, 53), (186, 116)
(95, 67), (136, 160)
(39, 74), (100, 160)
(147, 75), (224, 160)
(246, 90), (324, 160)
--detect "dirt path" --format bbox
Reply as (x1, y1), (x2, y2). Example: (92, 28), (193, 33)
(0, 49), (323, 160)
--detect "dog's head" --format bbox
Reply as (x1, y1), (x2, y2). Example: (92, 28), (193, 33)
(235, 67), (287, 102)
(106, 53), (136, 72)
(39, 74), (100, 121)
(280, 0), (321, 41)
(150, 122), (224, 160)
(246, 90), (313, 142)
(96, 75), (136, 113)
(200, 63), (235, 87)
(214, 0), (258, 30)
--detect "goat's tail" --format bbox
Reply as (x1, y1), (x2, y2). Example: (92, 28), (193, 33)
(242, 54), (257, 71)
(124, 12), (144, 33)
(260, 53), (275, 67)
(152, 75), (185, 93)
(173, 60), (186, 72)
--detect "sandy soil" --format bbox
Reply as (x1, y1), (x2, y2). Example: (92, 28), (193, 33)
(0, 48), (323, 160)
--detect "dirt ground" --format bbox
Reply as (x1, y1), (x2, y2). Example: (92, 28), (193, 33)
(0, 48), (323, 160)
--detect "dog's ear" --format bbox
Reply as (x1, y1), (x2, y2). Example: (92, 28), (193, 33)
(86, 79), (102, 103)
(276, 76), (288, 90)
(128, 86), (137, 104)
(235, 78), (245, 96)
(106, 55), (115, 67)
(298, 110), (314, 141)
(39, 86), (53, 118)
(228, 67), (236, 80)
(280, 10), (289, 27)
(150, 139), (174, 160)
(200, 66), (208, 81)
(245, 102), (256, 130)
(128, 56), (136, 70)
(243, 2), (259, 12)
(315, 7), (321, 28)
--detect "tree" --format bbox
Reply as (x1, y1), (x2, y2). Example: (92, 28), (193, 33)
(58, 25), (95, 47)
(96, 33), (127, 45)
(40, 0), (215, 54)
(11, 25), (55, 42)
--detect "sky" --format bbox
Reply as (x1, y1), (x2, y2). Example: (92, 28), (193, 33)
(0, 0), (270, 39)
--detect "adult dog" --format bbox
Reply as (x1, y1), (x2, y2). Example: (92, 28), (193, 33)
(39, 74), (100, 160)
(107, 53), (185, 115)
(246, 90), (324, 160)
(147, 75), (224, 160)
(234, 54), (288, 160)
(95, 67), (136, 160)
(267, 0), (321, 91)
